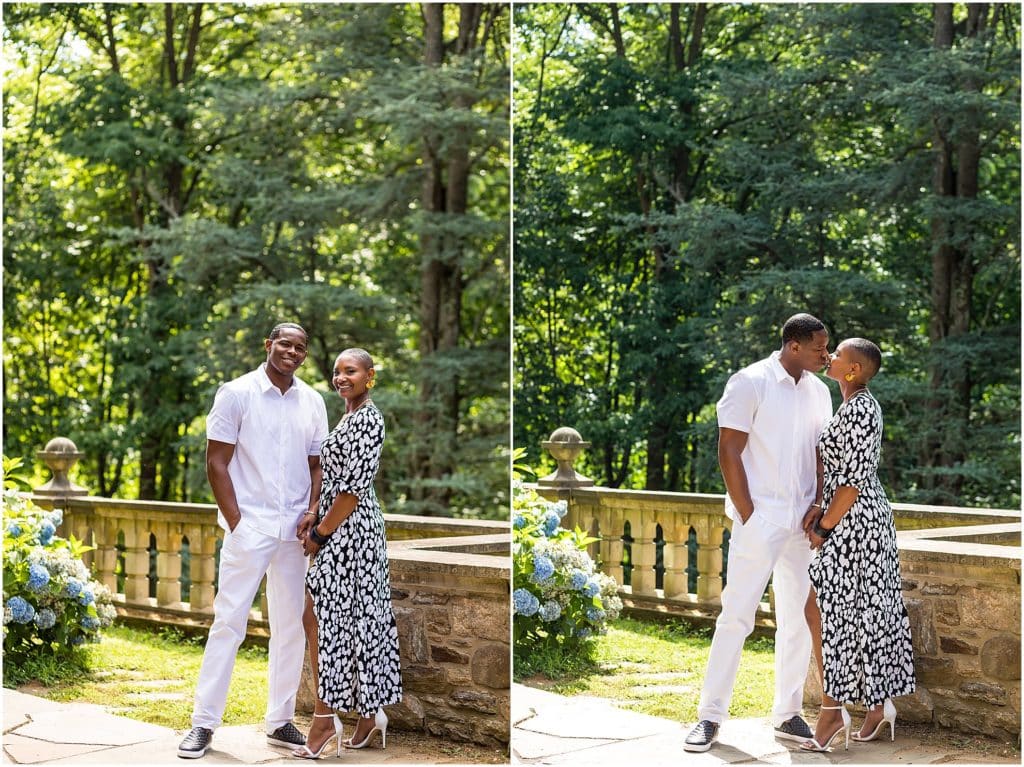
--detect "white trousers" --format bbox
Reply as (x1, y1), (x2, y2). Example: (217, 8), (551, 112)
(191, 519), (307, 732)
(697, 514), (812, 726)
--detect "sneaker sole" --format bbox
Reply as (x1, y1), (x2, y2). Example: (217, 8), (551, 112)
(775, 730), (812, 743)
(177, 747), (209, 759)
(683, 740), (716, 753)
(267, 737), (305, 748)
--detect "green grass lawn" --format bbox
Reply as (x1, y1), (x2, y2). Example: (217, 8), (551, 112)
(517, 617), (776, 724)
(35, 624), (269, 729)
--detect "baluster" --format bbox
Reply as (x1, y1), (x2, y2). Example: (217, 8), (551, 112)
(696, 522), (725, 604)
(631, 516), (658, 595)
(662, 523), (689, 599)
(188, 523), (218, 612)
(154, 523), (183, 607)
(122, 522), (151, 603)
(94, 518), (119, 593)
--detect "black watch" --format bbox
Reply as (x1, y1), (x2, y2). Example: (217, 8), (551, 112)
(309, 525), (332, 546)
(812, 517), (834, 540)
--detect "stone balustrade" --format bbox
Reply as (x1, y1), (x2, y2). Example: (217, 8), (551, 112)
(27, 438), (510, 748)
(533, 427), (1022, 742)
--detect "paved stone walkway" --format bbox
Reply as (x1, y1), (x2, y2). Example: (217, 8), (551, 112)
(2, 689), (500, 765)
(511, 684), (1018, 765)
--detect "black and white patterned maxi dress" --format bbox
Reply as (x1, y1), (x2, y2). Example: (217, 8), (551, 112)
(808, 391), (915, 706)
(306, 403), (403, 715)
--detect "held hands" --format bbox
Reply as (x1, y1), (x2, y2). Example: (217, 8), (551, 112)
(803, 504), (827, 550)
(297, 512), (319, 557)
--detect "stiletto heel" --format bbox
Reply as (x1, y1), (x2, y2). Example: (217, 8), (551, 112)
(851, 698), (896, 742)
(292, 712), (343, 759)
(343, 709), (388, 749)
(799, 704), (850, 752)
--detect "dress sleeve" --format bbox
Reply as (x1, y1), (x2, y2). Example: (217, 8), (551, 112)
(205, 384), (241, 444)
(335, 408), (385, 498)
(831, 395), (880, 492)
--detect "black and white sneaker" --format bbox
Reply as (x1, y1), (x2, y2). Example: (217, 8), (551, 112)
(775, 715), (813, 742)
(177, 727), (213, 759)
(267, 721), (306, 748)
(683, 719), (720, 752)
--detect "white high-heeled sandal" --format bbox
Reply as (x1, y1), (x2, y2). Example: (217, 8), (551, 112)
(292, 712), (343, 760)
(343, 709), (388, 749)
(799, 704), (850, 752)
(851, 698), (896, 742)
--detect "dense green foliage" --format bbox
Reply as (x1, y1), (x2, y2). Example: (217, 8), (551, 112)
(514, 3), (1020, 508)
(4, 3), (509, 518)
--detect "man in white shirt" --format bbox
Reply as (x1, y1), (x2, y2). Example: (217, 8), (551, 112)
(684, 314), (833, 752)
(178, 323), (329, 759)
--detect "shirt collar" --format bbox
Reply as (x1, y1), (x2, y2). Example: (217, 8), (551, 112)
(256, 363), (294, 394)
(769, 350), (803, 385)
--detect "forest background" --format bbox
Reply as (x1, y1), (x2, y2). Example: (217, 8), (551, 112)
(514, 2), (1020, 509)
(3, 2), (510, 519)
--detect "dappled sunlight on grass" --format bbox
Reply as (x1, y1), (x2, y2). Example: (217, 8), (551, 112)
(32, 624), (269, 729)
(519, 616), (775, 724)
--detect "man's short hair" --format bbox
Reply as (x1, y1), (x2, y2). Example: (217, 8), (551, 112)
(268, 322), (308, 344)
(781, 313), (826, 345)
(845, 337), (882, 379)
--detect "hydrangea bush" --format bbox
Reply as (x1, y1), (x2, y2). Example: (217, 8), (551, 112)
(3, 461), (116, 669)
(512, 477), (622, 649)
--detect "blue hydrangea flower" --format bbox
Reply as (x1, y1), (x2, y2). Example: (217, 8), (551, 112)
(584, 579), (601, 598)
(38, 520), (56, 545)
(65, 579), (83, 598)
(27, 563), (51, 592)
(541, 510), (560, 537)
(7, 596), (35, 624)
(552, 500), (568, 519)
(530, 553), (555, 583)
(577, 627), (592, 639)
(79, 588), (95, 606)
(34, 607), (57, 630)
(513, 513), (528, 529)
(6, 522), (22, 537)
(80, 615), (100, 631)
(512, 588), (540, 617)
(586, 607), (606, 623)
(47, 509), (63, 527)
(538, 600), (562, 622)
(570, 569), (588, 590)
(70, 635), (86, 646)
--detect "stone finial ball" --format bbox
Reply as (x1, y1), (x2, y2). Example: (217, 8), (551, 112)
(543, 427), (591, 463)
(38, 437), (83, 472)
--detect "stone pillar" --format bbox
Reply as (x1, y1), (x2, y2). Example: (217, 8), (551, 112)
(696, 525), (724, 603)
(123, 523), (151, 603)
(154, 525), (183, 607)
(95, 517), (119, 592)
(188, 525), (218, 611)
(630, 518), (658, 595)
(663, 540), (689, 599)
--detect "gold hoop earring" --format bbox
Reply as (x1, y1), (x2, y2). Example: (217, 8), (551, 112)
(844, 373), (855, 382)
(367, 379), (376, 389)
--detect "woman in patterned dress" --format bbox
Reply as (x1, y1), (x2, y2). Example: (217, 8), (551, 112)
(293, 348), (403, 759)
(800, 338), (915, 752)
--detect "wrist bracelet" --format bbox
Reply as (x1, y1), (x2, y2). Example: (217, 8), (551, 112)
(309, 526), (332, 546)
(812, 517), (834, 539)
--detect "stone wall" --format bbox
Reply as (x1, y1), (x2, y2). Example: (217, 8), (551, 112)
(805, 524), (1021, 743)
(298, 539), (510, 749)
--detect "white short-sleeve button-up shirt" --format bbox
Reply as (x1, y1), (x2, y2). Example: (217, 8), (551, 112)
(206, 364), (329, 540)
(716, 351), (833, 531)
